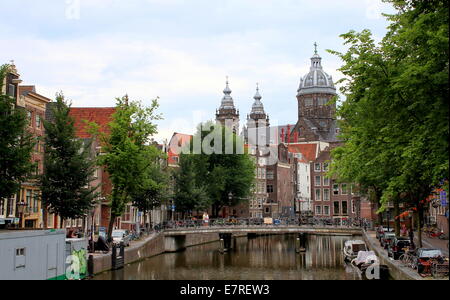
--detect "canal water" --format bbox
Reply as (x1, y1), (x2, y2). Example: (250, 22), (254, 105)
(94, 234), (362, 280)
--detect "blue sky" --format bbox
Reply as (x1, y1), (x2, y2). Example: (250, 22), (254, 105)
(0, 0), (395, 142)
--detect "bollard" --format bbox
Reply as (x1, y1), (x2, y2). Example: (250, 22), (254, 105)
(88, 254), (94, 278)
(111, 243), (117, 269)
(219, 239), (225, 254)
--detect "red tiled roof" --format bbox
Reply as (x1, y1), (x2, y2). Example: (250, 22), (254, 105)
(18, 85), (36, 95)
(69, 107), (115, 139)
(168, 132), (193, 165)
(287, 144), (317, 162)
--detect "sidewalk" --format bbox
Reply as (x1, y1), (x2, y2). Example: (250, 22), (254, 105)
(415, 235), (449, 257)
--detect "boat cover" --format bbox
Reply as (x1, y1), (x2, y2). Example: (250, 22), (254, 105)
(355, 251), (378, 265)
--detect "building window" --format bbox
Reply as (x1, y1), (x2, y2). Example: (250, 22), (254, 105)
(352, 200), (356, 214)
(7, 197), (14, 216)
(305, 98), (313, 107)
(315, 189), (321, 201)
(265, 207), (270, 213)
(35, 114), (41, 129)
(342, 201), (348, 215)
(33, 191), (39, 213)
(261, 168), (266, 179)
(0, 200), (4, 216)
(26, 190), (32, 212)
(267, 171), (274, 180)
(315, 206), (322, 215)
(333, 184), (339, 195)
(324, 206), (330, 216)
(341, 184), (348, 195)
(334, 201), (340, 215)
(318, 98), (328, 106)
(27, 111), (32, 126)
(323, 189), (330, 201)
(323, 162), (329, 171)
(315, 176), (321, 187)
(15, 248), (26, 269)
(267, 185), (274, 193)
(314, 163), (321, 172)
(323, 177), (330, 186)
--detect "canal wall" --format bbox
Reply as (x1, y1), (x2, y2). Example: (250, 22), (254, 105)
(362, 231), (423, 280)
(91, 231), (227, 275)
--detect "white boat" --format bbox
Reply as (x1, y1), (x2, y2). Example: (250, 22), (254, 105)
(350, 251), (389, 280)
(343, 240), (367, 262)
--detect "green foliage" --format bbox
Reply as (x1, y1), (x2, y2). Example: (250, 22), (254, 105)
(173, 154), (210, 213)
(0, 64), (35, 199)
(328, 0), (449, 214)
(93, 95), (162, 236)
(40, 93), (98, 220)
(131, 145), (169, 214)
(174, 121), (255, 216)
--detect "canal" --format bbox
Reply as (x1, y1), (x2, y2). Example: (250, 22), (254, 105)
(93, 234), (363, 280)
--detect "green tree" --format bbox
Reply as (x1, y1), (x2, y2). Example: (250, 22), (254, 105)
(0, 64), (35, 202)
(131, 145), (169, 229)
(173, 153), (209, 218)
(329, 0), (448, 246)
(179, 121), (255, 217)
(40, 93), (98, 226)
(93, 95), (161, 239)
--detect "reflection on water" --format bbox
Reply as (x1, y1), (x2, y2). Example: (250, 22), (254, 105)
(94, 234), (361, 280)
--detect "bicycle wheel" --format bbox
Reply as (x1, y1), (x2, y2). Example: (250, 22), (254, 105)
(400, 254), (407, 265)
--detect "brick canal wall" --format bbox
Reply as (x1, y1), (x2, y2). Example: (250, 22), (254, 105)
(362, 231), (423, 280)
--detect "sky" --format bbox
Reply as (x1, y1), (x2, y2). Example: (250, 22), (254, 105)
(0, 0), (395, 143)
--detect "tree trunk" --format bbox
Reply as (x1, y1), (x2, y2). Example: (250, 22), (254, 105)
(149, 210), (153, 229)
(107, 215), (116, 241)
(417, 204), (424, 248)
(394, 197), (400, 236)
(42, 207), (48, 229)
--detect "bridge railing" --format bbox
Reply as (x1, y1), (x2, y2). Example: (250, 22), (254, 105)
(150, 217), (373, 232)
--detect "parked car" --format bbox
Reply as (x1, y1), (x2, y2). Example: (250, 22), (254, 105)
(387, 237), (412, 260)
(111, 229), (131, 247)
(380, 232), (396, 249)
(414, 248), (444, 274)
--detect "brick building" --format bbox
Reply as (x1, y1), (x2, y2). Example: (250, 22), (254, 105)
(68, 107), (115, 231)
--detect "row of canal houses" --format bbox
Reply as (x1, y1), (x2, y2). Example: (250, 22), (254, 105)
(0, 63), (169, 233)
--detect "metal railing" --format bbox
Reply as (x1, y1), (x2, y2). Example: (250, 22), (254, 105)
(144, 217), (373, 232)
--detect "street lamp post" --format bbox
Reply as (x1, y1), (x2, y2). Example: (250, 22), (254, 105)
(228, 192), (233, 219)
(387, 210), (391, 233)
(16, 201), (27, 229)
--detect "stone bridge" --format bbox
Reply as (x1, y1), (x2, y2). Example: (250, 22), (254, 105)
(163, 226), (363, 252)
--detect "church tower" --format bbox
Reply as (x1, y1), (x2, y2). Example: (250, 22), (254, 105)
(292, 43), (338, 142)
(244, 83), (270, 146)
(216, 77), (240, 134)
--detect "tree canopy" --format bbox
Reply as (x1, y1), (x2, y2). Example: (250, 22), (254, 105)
(174, 121), (255, 217)
(40, 93), (98, 222)
(328, 0), (448, 244)
(0, 64), (35, 200)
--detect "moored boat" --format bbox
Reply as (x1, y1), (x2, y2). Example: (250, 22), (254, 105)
(350, 251), (389, 280)
(343, 240), (367, 262)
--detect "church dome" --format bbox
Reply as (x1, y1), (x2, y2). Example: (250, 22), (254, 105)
(251, 85), (265, 115)
(297, 49), (336, 96)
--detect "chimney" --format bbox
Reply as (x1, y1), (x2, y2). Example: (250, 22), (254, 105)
(287, 125), (291, 143)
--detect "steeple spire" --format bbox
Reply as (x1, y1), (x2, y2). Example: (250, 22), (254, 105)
(314, 42), (318, 55)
